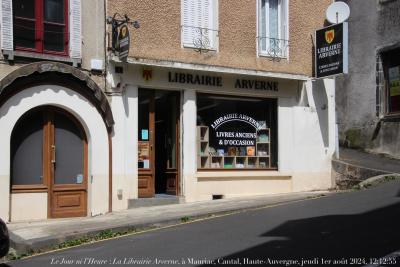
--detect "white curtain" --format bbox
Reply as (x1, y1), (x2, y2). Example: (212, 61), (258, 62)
(269, 0), (279, 39)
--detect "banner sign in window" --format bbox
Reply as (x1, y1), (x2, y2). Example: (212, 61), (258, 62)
(315, 22), (348, 78)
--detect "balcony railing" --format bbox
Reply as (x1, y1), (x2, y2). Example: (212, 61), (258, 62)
(181, 25), (219, 53)
(257, 36), (289, 59)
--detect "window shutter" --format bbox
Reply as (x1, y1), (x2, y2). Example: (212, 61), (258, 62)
(281, 0), (287, 40)
(69, 0), (81, 59)
(1, 0), (13, 51)
(183, 0), (195, 46)
(202, 0), (212, 47)
(259, 0), (267, 51)
(182, 0), (216, 49)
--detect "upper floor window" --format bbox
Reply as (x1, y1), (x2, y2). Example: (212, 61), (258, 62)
(13, 0), (68, 55)
(181, 0), (218, 51)
(258, 0), (288, 58)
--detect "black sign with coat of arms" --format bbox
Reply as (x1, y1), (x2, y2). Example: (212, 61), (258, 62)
(315, 22), (348, 78)
(118, 25), (130, 62)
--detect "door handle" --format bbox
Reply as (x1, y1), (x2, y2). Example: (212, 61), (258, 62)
(51, 145), (56, 164)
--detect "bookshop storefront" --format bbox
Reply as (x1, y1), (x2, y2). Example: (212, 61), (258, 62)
(110, 62), (335, 204)
(196, 94), (277, 170)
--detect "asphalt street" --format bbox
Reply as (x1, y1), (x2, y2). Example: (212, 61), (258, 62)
(3, 180), (400, 267)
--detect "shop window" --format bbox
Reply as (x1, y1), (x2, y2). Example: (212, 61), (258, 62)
(257, 0), (288, 58)
(382, 48), (400, 114)
(13, 0), (68, 55)
(197, 94), (277, 170)
(181, 0), (218, 51)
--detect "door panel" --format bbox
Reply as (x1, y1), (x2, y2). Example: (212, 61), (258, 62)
(138, 90), (155, 198)
(51, 191), (87, 218)
(50, 110), (87, 218)
(138, 174), (154, 198)
(164, 93), (180, 195)
(53, 113), (84, 185)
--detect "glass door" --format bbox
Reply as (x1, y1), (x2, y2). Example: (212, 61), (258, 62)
(138, 90), (155, 198)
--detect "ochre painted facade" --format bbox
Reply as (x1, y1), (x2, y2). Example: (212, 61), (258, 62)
(107, 0), (331, 76)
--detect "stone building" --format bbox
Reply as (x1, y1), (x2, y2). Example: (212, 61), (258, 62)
(336, 0), (400, 158)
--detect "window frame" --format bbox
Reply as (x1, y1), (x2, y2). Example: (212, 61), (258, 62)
(381, 49), (400, 116)
(181, 0), (219, 51)
(196, 93), (278, 171)
(13, 0), (69, 56)
(257, 0), (289, 58)
(11, 107), (88, 193)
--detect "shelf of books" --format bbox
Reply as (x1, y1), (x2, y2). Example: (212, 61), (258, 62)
(197, 126), (271, 169)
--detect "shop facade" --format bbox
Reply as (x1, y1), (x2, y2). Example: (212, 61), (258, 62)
(108, 61), (336, 204)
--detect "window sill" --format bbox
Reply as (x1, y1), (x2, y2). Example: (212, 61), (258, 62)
(382, 113), (400, 122)
(258, 53), (288, 60)
(2, 50), (81, 66)
(183, 45), (218, 52)
(196, 170), (291, 181)
(197, 168), (278, 172)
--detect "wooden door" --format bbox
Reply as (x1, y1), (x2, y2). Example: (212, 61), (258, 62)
(138, 90), (155, 198)
(48, 110), (88, 218)
(165, 93), (180, 195)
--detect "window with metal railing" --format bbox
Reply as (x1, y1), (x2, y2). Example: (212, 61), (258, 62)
(257, 0), (289, 59)
(181, 0), (218, 52)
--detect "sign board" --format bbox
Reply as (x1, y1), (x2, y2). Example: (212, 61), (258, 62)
(167, 71), (279, 91)
(315, 22), (348, 78)
(118, 25), (130, 62)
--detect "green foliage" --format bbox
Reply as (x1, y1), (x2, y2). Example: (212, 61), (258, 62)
(180, 216), (191, 223)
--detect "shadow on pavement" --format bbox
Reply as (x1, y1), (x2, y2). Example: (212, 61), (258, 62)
(201, 202), (400, 266)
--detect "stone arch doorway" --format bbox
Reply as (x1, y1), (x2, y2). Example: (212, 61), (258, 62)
(11, 106), (88, 218)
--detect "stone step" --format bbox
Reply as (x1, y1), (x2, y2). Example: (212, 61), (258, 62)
(128, 194), (182, 208)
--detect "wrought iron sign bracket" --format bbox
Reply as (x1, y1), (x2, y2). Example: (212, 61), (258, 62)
(106, 13), (140, 53)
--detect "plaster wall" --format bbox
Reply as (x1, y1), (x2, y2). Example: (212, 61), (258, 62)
(81, 0), (105, 71)
(0, 85), (109, 221)
(278, 78), (335, 192)
(107, 0), (330, 77)
(10, 193), (47, 222)
(110, 86), (138, 211)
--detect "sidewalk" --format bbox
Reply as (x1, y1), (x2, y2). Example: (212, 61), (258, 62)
(7, 191), (330, 255)
(340, 148), (400, 174)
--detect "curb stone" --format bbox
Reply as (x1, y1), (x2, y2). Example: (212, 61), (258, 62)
(358, 174), (400, 189)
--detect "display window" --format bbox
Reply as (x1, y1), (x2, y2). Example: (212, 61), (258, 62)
(197, 93), (277, 170)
